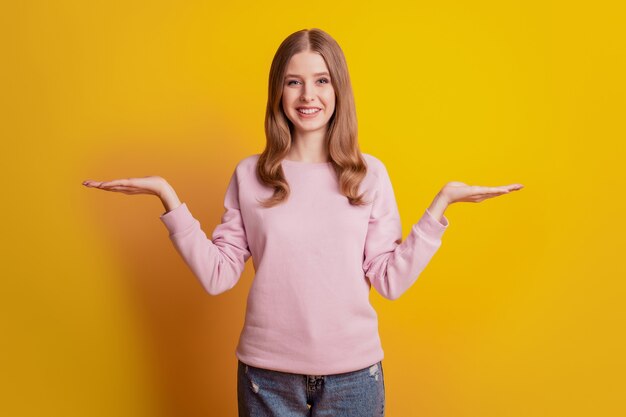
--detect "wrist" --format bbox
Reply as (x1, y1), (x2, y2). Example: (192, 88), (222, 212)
(157, 178), (172, 198)
(159, 183), (182, 213)
(437, 190), (451, 206)
(427, 191), (449, 224)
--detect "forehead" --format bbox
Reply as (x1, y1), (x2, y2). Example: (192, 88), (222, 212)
(285, 51), (329, 76)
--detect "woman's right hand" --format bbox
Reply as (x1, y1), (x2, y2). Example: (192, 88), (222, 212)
(82, 176), (182, 213)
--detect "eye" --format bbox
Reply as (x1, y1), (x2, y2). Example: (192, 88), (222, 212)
(318, 78), (330, 84)
(287, 80), (300, 86)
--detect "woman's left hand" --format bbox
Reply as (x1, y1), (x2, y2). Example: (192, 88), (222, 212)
(440, 181), (524, 205)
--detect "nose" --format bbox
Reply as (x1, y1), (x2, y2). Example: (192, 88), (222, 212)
(300, 83), (315, 102)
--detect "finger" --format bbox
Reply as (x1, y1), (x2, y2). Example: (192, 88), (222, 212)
(84, 181), (115, 188)
(481, 187), (509, 194)
(100, 179), (132, 187)
(500, 184), (524, 192)
(102, 185), (139, 192)
(484, 191), (510, 199)
(472, 192), (508, 201)
(501, 184), (523, 190)
(116, 189), (144, 195)
(83, 180), (104, 187)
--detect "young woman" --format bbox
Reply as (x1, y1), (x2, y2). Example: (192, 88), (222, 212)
(83, 28), (523, 417)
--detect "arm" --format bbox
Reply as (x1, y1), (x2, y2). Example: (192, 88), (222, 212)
(159, 183), (183, 214)
(159, 169), (251, 295)
(363, 163), (449, 300)
(426, 191), (450, 224)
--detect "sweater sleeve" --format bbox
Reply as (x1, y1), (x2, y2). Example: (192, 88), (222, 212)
(159, 168), (251, 295)
(362, 161), (449, 300)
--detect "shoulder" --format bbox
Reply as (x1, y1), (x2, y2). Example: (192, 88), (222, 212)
(362, 152), (387, 169)
(361, 152), (389, 180)
(235, 153), (261, 170)
(233, 153), (261, 183)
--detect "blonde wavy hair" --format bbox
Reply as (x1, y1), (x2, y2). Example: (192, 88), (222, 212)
(256, 28), (370, 208)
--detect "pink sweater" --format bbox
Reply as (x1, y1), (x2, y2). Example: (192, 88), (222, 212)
(159, 153), (449, 375)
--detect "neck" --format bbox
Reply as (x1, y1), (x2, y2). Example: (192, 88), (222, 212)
(287, 130), (329, 162)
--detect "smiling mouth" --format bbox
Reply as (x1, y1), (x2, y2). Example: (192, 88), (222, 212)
(297, 108), (321, 114)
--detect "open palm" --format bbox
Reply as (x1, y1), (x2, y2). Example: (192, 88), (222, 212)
(82, 176), (167, 196)
(442, 181), (524, 204)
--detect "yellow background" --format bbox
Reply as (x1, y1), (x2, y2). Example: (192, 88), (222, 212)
(2, 1), (625, 416)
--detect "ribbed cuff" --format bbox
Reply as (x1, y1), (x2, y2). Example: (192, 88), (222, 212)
(414, 209), (449, 242)
(159, 202), (196, 234)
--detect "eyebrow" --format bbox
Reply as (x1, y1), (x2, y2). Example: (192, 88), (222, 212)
(284, 72), (330, 78)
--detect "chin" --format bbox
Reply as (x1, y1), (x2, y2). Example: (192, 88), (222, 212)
(296, 123), (327, 132)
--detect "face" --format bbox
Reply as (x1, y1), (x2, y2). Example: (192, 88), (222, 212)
(281, 51), (336, 137)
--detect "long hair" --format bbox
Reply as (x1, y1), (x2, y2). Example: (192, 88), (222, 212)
(256, 28), (370, 208)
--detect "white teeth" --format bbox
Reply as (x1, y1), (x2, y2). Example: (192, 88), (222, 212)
(298, 108), (320, 114)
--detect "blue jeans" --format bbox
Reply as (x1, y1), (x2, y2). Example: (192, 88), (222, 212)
(237, 359), (385, 416)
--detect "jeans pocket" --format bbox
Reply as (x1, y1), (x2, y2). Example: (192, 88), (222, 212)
(368, 361), (382, 381)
